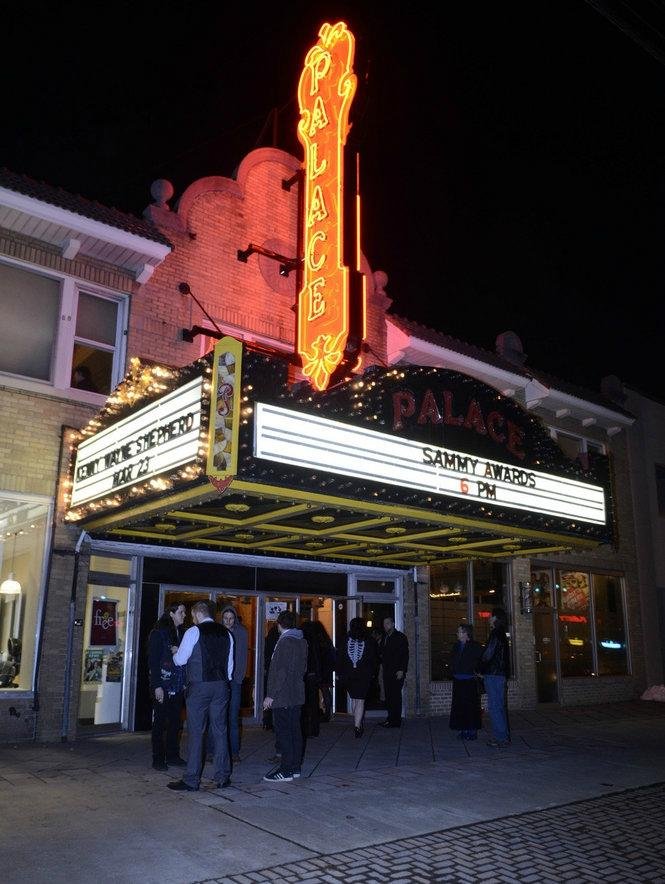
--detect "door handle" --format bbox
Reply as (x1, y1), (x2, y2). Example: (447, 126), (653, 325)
(535, 651), (542, 663)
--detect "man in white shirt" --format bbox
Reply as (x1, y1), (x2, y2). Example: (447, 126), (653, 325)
(167, 600), (234, 792)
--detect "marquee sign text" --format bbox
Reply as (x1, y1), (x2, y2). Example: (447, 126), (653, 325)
(254, 402), (606, 525)
(70, 378), (203, 507)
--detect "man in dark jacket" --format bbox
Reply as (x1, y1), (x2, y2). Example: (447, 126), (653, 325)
(380, 616), (409, 727)
(262, 610), (308, 782)
(148, 602), (186, 770)
(168, 600), (234, 791)
(221, 605), (248, 762)
(482, 606), (511, 748)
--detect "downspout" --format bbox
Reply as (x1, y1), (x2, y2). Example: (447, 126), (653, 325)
(413, 566), (422, 716)
(60, 529), (89, 741)
(32, 424), (74, 739)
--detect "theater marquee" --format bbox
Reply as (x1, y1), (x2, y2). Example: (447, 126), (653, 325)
(255, 402), (606, 524)
(70, 377), (203, 508)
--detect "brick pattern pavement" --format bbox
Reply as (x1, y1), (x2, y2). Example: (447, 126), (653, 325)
(201, 782), (665, 884)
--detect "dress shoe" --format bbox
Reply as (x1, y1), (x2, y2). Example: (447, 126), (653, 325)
(166, 756), (186, 767)
(214, 777), (231, 788)
(152, 761), (168, 771)
(167, 779), (198, 791)
(354, 725), (364, 738)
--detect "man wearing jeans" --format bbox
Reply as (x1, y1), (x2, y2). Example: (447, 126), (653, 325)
(262, 610), (308, 782)
(167, 600), (234, 791)
(482, 607), (511, 747)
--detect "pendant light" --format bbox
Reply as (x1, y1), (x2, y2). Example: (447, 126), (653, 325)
(0, 532), (21, 595)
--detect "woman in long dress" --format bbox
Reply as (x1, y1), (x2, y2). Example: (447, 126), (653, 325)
(336, 617), (378, 737)
(449, 623), (483, 741)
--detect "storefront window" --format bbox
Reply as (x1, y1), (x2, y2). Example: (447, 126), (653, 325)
(430, 563), (468, 680)
(593, 574), (628, 675)
(473, 561), (506, 644)
(557, 571), (593, 677)
(0, 495), (51, 691)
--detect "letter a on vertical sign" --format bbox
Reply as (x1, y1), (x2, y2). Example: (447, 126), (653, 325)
(297, 22), (362, 391)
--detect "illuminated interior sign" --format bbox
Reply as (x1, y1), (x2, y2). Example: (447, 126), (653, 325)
(297, 21), (358, 391)
(71, 378), (203, 507)
(207, 336), (243, 481)
(254, 402), (607, 524)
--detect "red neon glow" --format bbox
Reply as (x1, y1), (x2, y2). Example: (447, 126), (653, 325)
(477, 611), (491, 619)
(559, 614), (587, 623)
(297, 21), (357, 391)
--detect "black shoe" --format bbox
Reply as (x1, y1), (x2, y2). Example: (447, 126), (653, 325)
(167, 779), (198, 791)
(166, 756), (186, 767)
(267, 753), (282, 764)
(152, 761), (168, 771)
(215, 777), (231, 788)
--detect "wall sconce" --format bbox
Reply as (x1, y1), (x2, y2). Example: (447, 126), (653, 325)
(0, 532), (21, 596)
(519, 580), (533, 615)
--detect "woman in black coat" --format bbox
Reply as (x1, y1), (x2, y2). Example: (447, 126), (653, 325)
(449, 623), (483, 741)
(336, 617), (377, 738)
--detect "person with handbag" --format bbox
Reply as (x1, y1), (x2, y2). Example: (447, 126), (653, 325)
(449, 623), (484, 741)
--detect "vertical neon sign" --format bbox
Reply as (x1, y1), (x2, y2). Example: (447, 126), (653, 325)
(297, 21), (363, 391)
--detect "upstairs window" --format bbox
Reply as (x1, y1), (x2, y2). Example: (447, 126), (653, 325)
(0, 259), (126, 397)
(549, 429), (606, 461)
(0, 262), (59, 381)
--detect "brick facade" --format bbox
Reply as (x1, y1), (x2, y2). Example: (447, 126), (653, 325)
(0, 148), (652, 741)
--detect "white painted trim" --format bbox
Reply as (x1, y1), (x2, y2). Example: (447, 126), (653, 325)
(0, 187), (171, 262)
(135, 263), (156, 284)
(61, 237), (81, 260)
(385, 319), (529, 392)
(89, 538), (407, 576)
(385, 317), (634, 427)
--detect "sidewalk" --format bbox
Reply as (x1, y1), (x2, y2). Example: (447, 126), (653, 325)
(1, 701), (664, 883)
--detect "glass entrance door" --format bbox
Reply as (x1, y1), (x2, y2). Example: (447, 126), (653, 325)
(162, 588), (259, 720)
(534, 608), (559, 702)
(77, 553), (132, 731)
(532, 569), (559, 703)
(357, 600), (395, 712)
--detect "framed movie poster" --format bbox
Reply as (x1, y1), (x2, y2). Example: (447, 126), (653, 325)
(83, 649), (103, 682)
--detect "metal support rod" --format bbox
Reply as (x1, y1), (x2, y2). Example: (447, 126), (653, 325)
(413, 566), (422, 716)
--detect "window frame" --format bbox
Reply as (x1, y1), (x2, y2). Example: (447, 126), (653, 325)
(429, 559), (512, 681)
(0, 255), (128, 402)
(532, 563), (630, 678)
(548, 427), (607, 457)
(0, 489), (54, 698)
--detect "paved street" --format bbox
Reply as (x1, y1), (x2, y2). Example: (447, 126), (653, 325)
(1, 702), (664, 883)
(206, 782), (665, 883)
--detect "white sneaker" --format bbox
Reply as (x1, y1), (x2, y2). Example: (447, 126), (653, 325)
(263, 770), (293, 782)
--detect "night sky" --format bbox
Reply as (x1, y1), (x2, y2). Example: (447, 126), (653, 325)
(4, 1), (663, 400)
